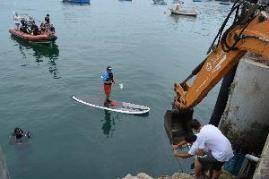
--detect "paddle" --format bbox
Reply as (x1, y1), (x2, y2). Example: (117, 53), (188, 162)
(112, 81), (124, 90)
(101, 75), (124, 90)
(118, 82), (124, 90)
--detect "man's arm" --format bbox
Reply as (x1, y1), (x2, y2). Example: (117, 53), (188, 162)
(172, 140), (188, 150)
(173, 150), (193, 159)
(196, 148), (206, 156)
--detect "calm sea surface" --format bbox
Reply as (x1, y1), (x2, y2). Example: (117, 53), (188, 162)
(0, 0), (231, 178)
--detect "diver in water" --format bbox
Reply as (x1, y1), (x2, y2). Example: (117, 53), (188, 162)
(12, 127), (31, 140)
(9, 127), (31, 145)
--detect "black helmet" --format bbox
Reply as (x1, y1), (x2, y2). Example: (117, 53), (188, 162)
(106, 66), (112, 71)
(46, 14), (50, 17)
(14, 127), (23, 134)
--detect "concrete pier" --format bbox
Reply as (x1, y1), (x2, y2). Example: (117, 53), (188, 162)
(253, 133), (269, 179)
(0, 146), (9, 179)
(219, 53), (269, 154)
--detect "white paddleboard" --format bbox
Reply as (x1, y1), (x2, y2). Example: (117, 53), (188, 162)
(72, 96), (150, 115)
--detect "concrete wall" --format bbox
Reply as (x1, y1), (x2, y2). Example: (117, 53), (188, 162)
(219, 53), (269, 154)
(253, 133), (269, 179)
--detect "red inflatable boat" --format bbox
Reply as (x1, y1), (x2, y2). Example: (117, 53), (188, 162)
(9, 28), (57, 43)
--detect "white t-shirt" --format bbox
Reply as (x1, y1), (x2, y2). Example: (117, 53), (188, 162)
(196, 124), (234, 162)
(188, 134), (200, 156)
(188, 134), (208, 156)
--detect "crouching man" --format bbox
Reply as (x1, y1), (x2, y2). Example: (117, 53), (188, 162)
(173, 119), (234, 179)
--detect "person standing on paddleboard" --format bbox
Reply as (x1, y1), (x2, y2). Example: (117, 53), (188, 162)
(101, 66), (115, 103)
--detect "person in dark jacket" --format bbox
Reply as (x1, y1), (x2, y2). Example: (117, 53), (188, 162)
(101, 66), (115, 103)
(31, 23), (40, 35)
(45, 14), (50, 24)
(20, 19), (28, 33)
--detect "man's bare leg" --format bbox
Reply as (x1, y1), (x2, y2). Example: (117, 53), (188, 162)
(194, 158), (202, 178)
(211, 170), (221, 179)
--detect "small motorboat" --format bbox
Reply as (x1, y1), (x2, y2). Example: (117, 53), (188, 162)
(9, 28), (57, 43)
(63, 0), (90, 3)
(153, 0), (167, 5)
(219, 1), (231, 5)
(170, 8), (198, 17)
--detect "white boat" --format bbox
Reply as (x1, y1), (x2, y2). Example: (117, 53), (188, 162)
(170, 8), (197, 17)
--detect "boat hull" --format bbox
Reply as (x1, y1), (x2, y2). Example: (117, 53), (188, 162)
(9, 28), (57, 43)
(170, 9), (197, 17)
(63, 0), (90, 3)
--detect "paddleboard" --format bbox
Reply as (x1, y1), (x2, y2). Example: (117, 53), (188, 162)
(72, 96), (150, 115)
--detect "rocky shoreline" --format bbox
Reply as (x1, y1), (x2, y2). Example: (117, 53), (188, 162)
(122, 170), (234, 179)
(123, 172), (195, 179)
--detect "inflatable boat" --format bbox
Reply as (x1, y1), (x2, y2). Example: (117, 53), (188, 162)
(9, 28), (57, 43)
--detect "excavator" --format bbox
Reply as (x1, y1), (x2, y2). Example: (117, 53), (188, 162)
(164, 0), (269, 145)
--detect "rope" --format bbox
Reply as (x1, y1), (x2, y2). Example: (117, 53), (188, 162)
(181, 0), (244, 82)
(221, 4), (259, 52)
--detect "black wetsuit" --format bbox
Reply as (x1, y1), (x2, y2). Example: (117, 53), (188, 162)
(14, 128), (24, 139)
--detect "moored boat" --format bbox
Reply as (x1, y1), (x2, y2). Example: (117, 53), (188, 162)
(170, 8), (197, 17)
(153, 0), (167, 5)
(9, 28), (57, 43)
(63, 0), (90, 3)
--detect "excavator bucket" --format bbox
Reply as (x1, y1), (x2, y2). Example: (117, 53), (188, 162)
(164, 108), (193, 145)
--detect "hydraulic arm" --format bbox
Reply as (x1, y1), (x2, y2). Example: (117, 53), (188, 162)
(165, 0), (269, 144)
(175, 8), (269, 110)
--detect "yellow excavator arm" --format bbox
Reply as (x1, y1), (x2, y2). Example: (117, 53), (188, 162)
(165, 1), (269, 144)
(174, 5), (269, 110)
